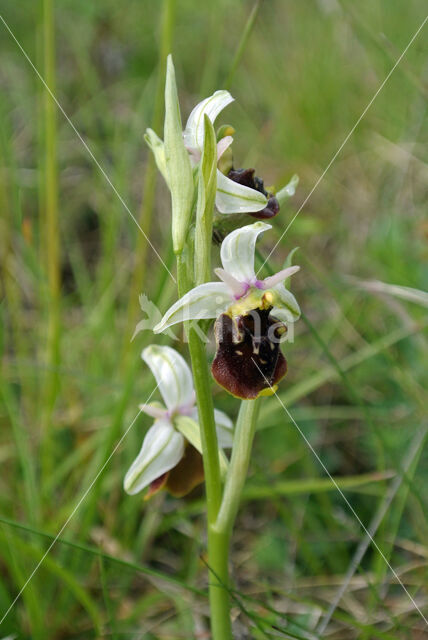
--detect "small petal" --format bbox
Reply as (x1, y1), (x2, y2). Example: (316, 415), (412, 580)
(220, 221), (271, 283)
(153, 282), (231, 333)
(271, 283), (301, 322)
(183, 90), (234, 151)
(216, 135), (233, 160)
(139, 403), (168, 420)
(124, 420), (185, 495)
(214, 268), (248, 298)
(262, 266), (300, 289)
(215, 170), (268, 215)
(142, 345), (194, 411)
(214, 409), (234, 448)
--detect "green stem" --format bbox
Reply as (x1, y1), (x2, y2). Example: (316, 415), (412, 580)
(215, 399), (261, 537)
(176, 252), (222, 518)
(187, 332), (222, 520)
(176, 252), (232, 640)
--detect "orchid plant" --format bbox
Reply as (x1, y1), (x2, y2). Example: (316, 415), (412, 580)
(125, 55), (301, 639)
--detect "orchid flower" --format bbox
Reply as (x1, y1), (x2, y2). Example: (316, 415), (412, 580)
(154, 221), (300, 332)
(153, 222), (301, 399)
(183, 90), (277, 216)
(124, 345), (233, 498)
(145, 89), (270, 217)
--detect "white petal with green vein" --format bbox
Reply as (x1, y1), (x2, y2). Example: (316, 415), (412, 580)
(124, 421), (184, 495)
(183, 90), (234, 151)
(153, 282), (231, 333)
(220, 221), (271, 282)
(271, 283), (301, 322)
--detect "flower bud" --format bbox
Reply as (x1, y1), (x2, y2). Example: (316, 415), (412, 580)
(164, 55), (195, 253)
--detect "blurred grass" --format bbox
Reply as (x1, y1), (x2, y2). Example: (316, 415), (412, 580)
(0, 0), (427, 638)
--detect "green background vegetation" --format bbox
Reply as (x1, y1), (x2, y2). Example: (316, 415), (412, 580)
(1, 0), (427, 637)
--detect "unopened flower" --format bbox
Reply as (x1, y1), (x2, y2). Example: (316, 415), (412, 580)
(124, 345), (233, 498)
(153, 222), (301, 398)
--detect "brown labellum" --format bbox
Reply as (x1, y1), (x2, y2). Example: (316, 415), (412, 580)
(212, 308), (288, 399)
(165, 444), (205, 497)
(145, 444), (205, 500)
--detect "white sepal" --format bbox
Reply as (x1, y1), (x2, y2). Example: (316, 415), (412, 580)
(142, 345), (194, 411)
(183, 90), (234, 151)
(124, 420), (184, 495)
(271, 283), (301, 322)
(276, 174), (299, 207)
(153, 282), (231, 333)
(220, 221), (271, 282)
(215, 170), (268, 215)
